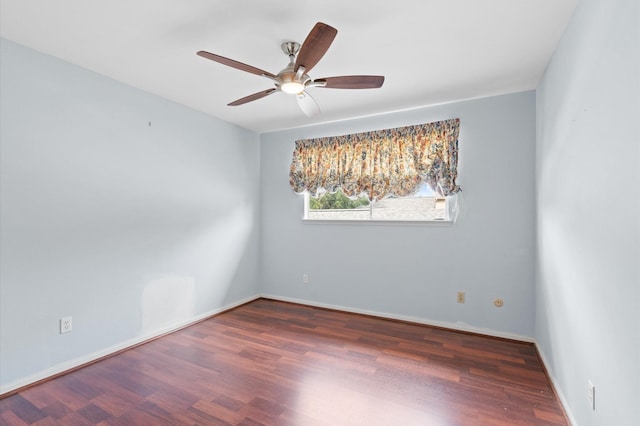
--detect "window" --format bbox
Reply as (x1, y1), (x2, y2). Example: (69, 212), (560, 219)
(290, 118), (461, 223)
(303, 183), (451, 222)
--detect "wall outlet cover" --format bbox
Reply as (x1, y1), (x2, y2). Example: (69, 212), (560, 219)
(60, 316), (72, 334)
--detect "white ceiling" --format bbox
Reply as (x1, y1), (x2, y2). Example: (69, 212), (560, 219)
(0, 0), (578, 133)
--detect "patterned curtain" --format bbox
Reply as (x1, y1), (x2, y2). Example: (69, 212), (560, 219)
(289, 118), (461, 201)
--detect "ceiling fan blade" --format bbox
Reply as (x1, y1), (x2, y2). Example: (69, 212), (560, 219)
(197, 51), (276, 78)
(294, 22), (338, 73)
(296, 91), (320, 117)
(316, 75), (385, 89)
(228, 88), (277, 106)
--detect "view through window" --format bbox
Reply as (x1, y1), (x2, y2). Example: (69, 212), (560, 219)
(304, 183), (448, 222)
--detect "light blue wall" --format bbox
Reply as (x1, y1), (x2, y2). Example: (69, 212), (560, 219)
(0, 39), (261, 391)
(535, 0), (640, 424)
(260, 92), (537, 338)
(6, 3), (637, 421)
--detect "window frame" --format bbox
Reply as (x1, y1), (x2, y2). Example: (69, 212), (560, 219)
(302, 191), (454, 225)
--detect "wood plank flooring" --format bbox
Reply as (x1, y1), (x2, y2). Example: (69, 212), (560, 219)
(0, 299), (568, 425)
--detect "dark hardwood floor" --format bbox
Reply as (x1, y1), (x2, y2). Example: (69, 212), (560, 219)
(0, 299), (568, 425)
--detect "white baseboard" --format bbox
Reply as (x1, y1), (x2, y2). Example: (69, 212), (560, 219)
(534, 343), (577, 426)
(261, 293), (535, 343)
(0, 295), (260, 396)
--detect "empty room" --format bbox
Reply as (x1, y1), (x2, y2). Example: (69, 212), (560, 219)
(0, 1), (638, 425)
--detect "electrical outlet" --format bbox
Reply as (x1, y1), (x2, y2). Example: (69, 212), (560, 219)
(588, 380), (595, 410)
(303, 274), (309, 284)
(457, 291), (465, 303)
(60, 316), (72, 334)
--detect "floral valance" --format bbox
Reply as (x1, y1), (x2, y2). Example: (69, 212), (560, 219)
(289, 118), (461, 201)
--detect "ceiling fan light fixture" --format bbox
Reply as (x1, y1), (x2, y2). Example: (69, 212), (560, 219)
(280, 81), (305, 94)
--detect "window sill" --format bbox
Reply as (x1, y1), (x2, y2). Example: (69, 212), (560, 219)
(301, 218), (454, 226)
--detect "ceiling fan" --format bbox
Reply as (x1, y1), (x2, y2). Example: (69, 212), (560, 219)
(197, 22), (385, 117)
